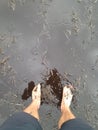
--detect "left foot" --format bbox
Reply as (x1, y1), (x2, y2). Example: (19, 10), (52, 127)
(32, 84), (41, 110)
(24, 84), (41, 120)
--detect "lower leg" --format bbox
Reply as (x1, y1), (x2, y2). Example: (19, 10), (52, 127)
(24, 101), (40, 120)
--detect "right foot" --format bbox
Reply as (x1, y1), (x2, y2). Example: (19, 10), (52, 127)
(58, 85), (75, 129)
(61, 85), (73, 113)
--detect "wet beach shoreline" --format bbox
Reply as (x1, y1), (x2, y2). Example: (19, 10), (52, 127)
(0, 0), (98, 130)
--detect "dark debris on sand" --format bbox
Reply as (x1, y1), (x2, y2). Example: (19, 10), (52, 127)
(21, 68), (78, 108)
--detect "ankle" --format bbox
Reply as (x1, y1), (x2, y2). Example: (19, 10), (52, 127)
(58, 109), (75, 129)
(61, 108), (75, 121)
(24, 106), (39, 120)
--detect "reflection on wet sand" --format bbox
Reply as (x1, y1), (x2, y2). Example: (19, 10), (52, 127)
(22, 68), (76, 107)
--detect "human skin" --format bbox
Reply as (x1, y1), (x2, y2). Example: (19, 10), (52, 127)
(58, 86), (76, 129)
(23, 84), (75, 129)
(24, 84), (41, 120)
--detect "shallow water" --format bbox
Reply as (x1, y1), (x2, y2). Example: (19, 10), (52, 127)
(0, 0), (98, 130)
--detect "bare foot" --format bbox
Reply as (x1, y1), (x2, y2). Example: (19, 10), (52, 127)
(61, 86), (73, 113)
(32, 84), (41, 110)
(24, 84), (41, 120)
(58, 86), (75, 129)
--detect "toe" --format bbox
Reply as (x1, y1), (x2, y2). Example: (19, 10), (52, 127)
(63, 86), (73, 107)
(37, 84), (41, 93)
(32, 84), (41, 100)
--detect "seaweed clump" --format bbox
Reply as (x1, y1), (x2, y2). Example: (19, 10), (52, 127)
(41, 68), (63, 107)
(22, 81), (35, 100)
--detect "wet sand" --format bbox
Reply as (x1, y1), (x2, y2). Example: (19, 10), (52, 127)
(0, 0), (98, 130)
